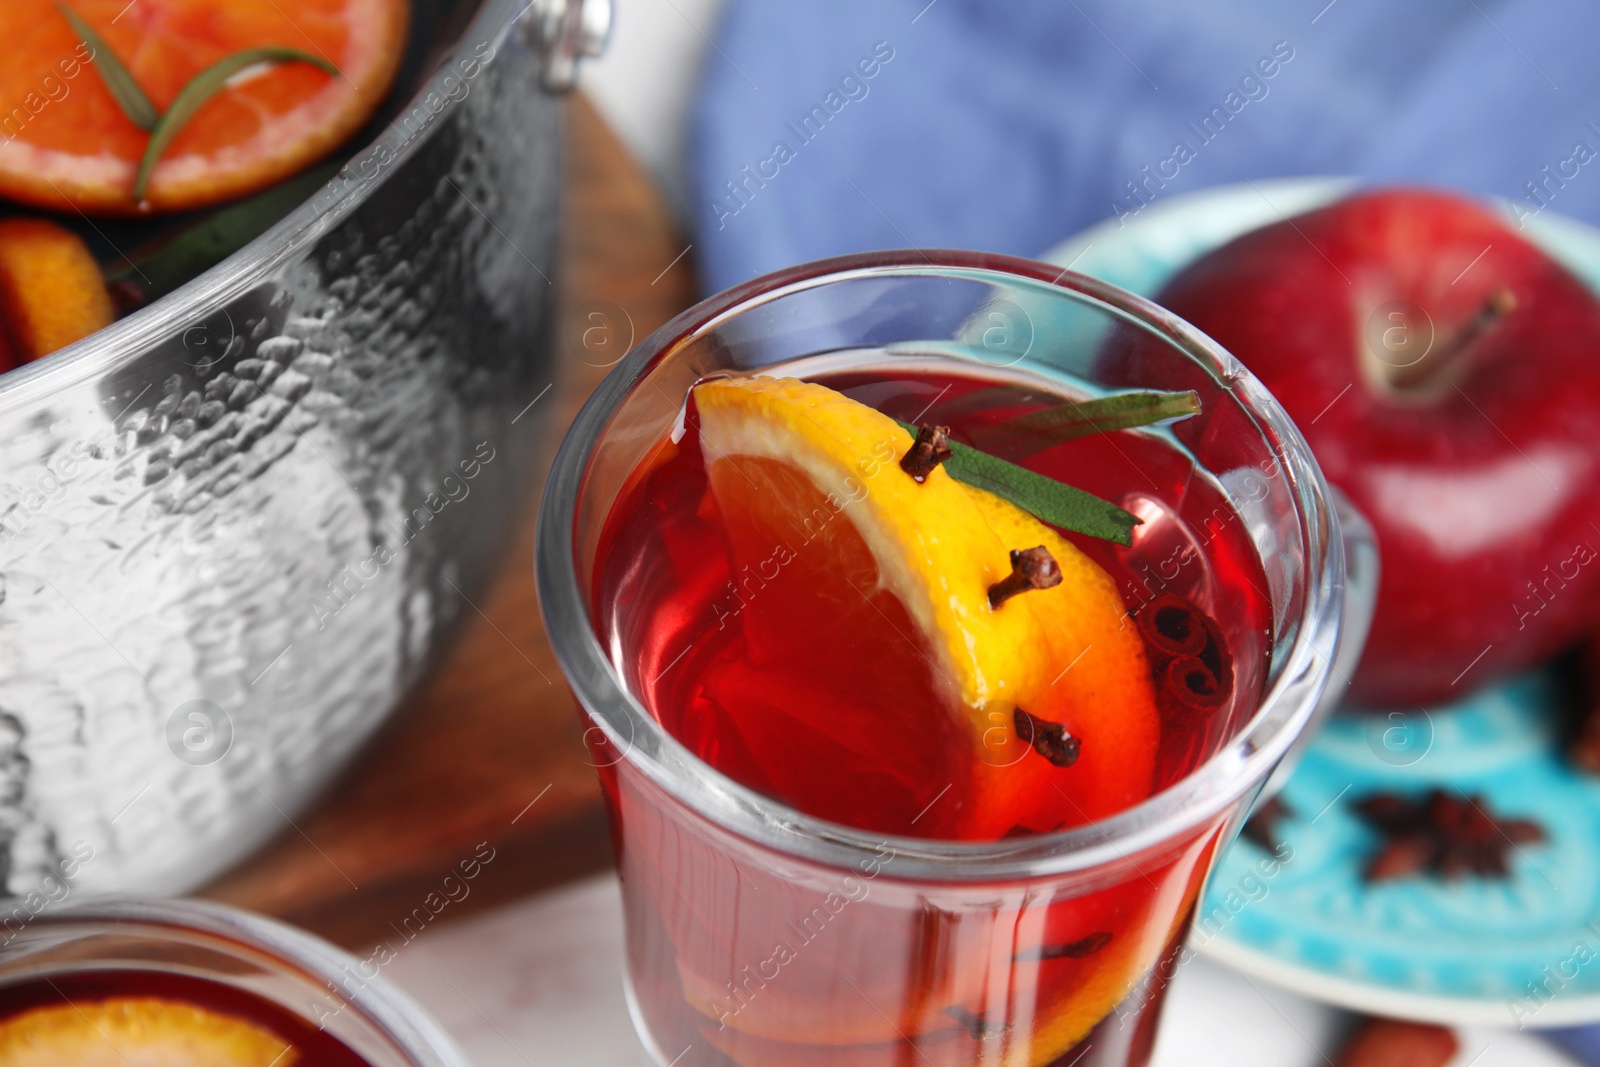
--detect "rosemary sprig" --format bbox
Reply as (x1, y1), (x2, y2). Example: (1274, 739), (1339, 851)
(885, 388), (1201, 546)
(58, 2), (159, 130)
(894, 419), (1143, 546)
(136, 48), (339, 201)
(1006, 389), (1201, 441)
(949, 388), (1201, 455)
(56, 3), (342, 203)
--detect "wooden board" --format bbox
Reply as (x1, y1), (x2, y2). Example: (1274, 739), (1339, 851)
(201, 94), (698, 948)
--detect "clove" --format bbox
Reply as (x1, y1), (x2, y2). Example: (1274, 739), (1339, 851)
(988, 546), (1062, 608)
(1014, 707), (1080, 767)
(900, 424), (953, 482)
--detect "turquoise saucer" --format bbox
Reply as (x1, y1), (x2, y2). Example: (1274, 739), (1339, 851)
(1205, 671), (1600, 1026)
(1043, 180), (1600, 1027)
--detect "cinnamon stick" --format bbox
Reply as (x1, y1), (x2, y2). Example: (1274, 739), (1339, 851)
(1136, 592), (1208, 659)
(1333, 1018), (1458, 1067)
(1135, 592), (1234, 723)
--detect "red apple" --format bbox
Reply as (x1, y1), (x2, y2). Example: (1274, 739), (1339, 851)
(1156, 188), (1600, 707)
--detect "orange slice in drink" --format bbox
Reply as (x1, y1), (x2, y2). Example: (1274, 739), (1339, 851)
(0, 217), (114, 367)
(0, 0), (408, 215)
(692, 375), (1158, 841)
(0, 997), (300, 1066)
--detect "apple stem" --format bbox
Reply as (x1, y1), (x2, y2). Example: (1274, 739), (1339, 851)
(1388, 288), (1516, 394)
(1453, 288), (1518, 355)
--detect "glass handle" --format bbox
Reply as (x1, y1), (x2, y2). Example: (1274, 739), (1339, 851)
(1325, 484), (1380, 715)
(1253, 484), (1379, 804)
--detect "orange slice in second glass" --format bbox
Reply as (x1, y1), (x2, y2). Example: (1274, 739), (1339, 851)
(0, 997), (301, 1066)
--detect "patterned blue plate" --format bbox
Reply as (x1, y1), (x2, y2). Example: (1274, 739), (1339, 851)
(1043, 180), (1600, 1027)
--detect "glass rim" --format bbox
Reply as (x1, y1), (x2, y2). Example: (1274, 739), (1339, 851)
(3, 897), (469, 1067)
(536, 249), (1346, 882)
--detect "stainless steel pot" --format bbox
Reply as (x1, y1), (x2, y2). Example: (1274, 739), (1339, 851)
(0, 0), (608, 898)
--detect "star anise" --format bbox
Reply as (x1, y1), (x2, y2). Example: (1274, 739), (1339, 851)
(1352, 789), (1545, 883)
(1241, 795), (1293, 853)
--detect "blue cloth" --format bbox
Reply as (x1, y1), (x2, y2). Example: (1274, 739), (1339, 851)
(1547, 1026), (1600, 1066)
(689, 0), (1600, 295)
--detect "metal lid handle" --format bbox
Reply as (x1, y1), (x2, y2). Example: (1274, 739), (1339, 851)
(524, 0), (614, 93)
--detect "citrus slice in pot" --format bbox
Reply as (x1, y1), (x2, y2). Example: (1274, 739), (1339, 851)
(0, 0), (408, 215)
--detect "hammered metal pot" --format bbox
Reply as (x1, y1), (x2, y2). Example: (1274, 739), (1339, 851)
(0, 0), (608, 898)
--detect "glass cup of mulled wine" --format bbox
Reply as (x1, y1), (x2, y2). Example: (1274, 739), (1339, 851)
(537, 251), (1363, 1067)
(0, 898), (468, 1067)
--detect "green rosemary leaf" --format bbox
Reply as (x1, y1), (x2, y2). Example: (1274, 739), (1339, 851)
(956, 388), (1201, 456)
(105, 161), (338, 297)
(1008, 389), (1202, 440)
(944, 445), (1143, 547)
(57, 2), (159, 131)
(135, 47), (340, 202)
(893, 420), (1142, 546)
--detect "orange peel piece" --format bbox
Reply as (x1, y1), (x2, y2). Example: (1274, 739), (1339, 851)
(0, 217), (113, 363)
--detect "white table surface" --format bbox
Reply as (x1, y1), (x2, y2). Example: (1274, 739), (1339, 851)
(582, 0), (728, 218)
(380, 873), (1574, 1067)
